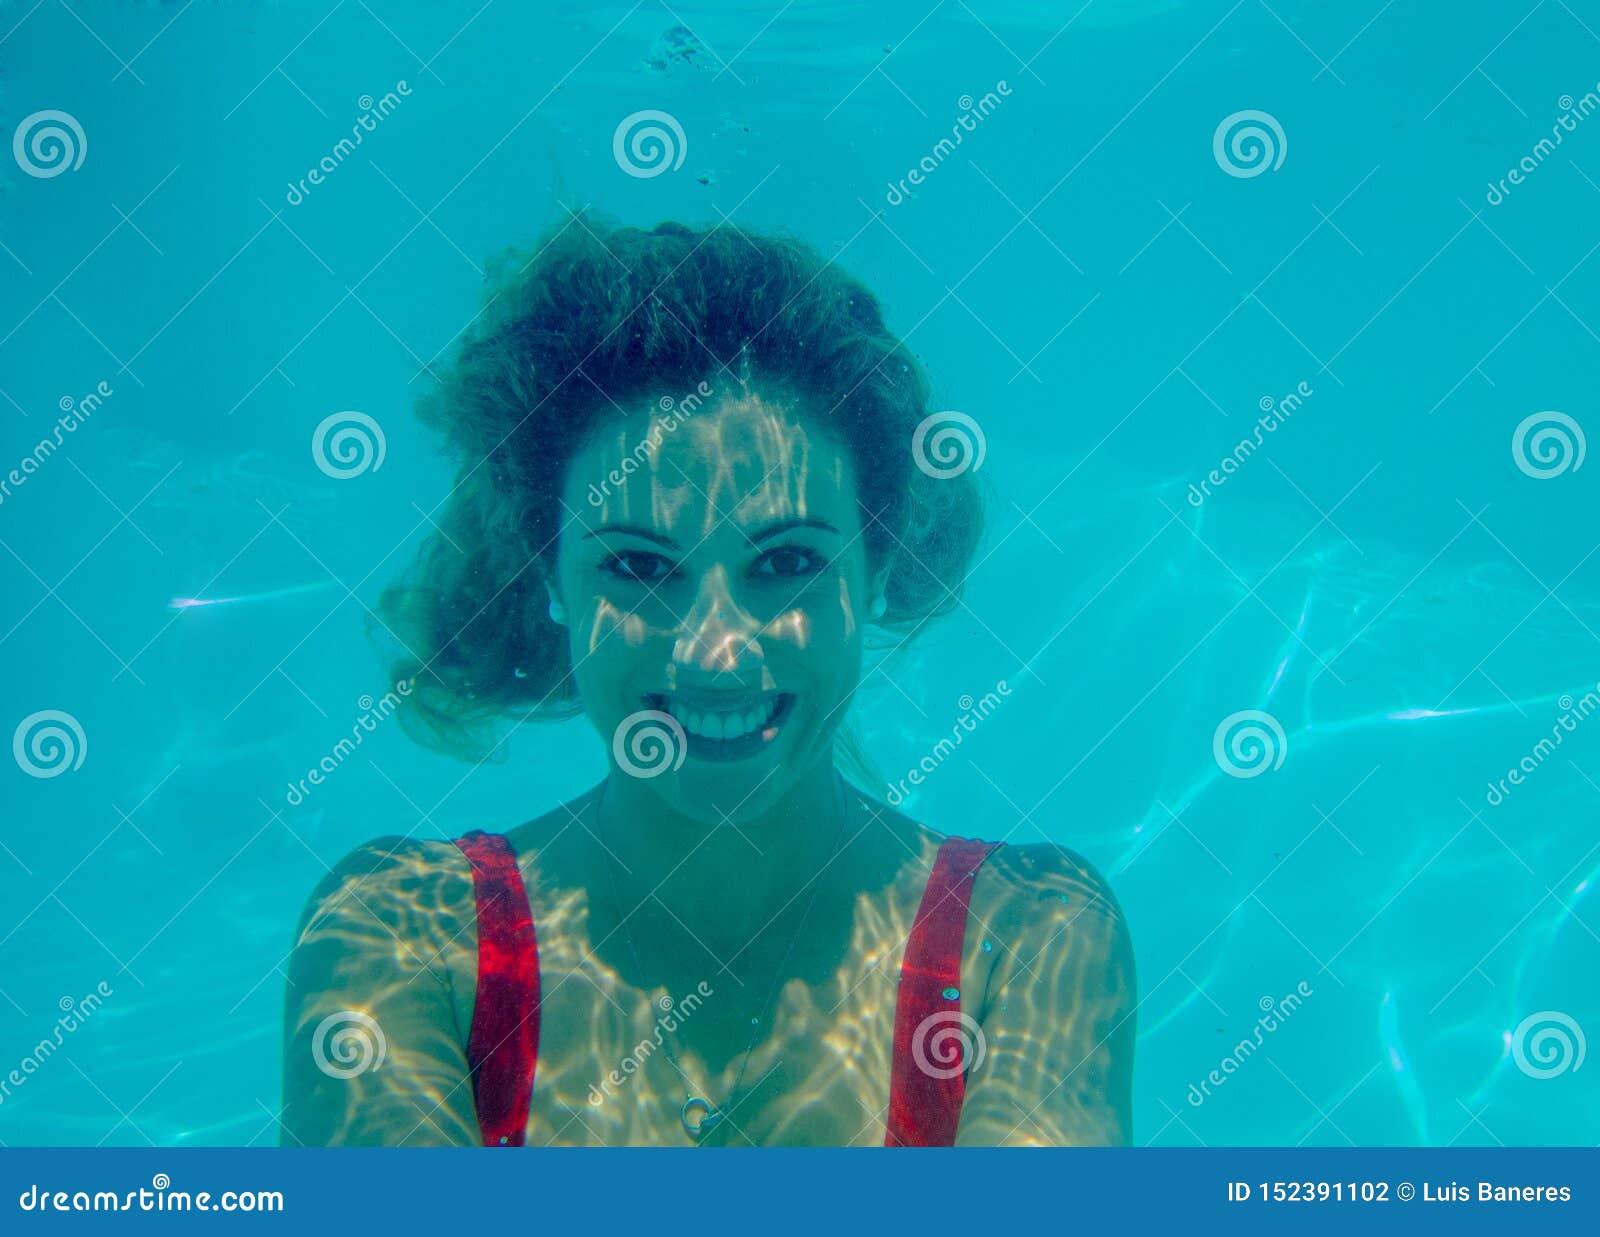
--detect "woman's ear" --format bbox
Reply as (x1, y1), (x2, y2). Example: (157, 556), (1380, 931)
(544, 580), (568, 627)
(868, 565), (891, 620)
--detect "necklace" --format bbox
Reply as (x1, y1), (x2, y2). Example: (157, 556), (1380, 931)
(593, 776), (850, 1143)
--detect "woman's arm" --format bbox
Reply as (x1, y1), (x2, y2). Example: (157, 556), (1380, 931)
(954, 842), (1137, 1146)
(278, 835), (482, 1146)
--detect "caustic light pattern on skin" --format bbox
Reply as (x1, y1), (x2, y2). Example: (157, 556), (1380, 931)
(585, 381), (715, 507)
(311, 1010), (387, 1080)
(588, 983), (715, 1107)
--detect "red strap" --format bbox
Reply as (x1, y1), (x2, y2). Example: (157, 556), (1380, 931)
(884, 836), (1001, 1146)
(454, 830), (539, 1147)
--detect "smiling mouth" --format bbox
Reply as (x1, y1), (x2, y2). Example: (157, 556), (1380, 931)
(642, 691), (796, 762)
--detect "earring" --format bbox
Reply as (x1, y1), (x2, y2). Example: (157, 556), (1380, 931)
(868, 595), (886, 620)
(548, 599), (567, 625)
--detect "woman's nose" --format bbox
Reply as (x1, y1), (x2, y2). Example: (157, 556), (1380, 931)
(672, 574), (763, 675)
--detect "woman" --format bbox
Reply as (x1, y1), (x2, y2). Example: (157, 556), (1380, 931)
(279, 217), (1136, 1147)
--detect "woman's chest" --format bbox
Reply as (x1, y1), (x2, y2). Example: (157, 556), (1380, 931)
(524, 918), (907, 1146)
(442, 838), (1006, 1146)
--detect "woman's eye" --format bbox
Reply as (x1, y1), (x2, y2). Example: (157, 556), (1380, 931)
(601, 551), (674, 584)
(756, 546), (826, 578)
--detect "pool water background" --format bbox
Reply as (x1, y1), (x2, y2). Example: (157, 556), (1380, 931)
(2, 0), (1597, 1146)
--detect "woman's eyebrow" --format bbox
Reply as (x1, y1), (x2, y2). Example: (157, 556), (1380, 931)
(750, 517), (840, 543)
(583, 516), (841, 549)
(584, 523), (676, 547)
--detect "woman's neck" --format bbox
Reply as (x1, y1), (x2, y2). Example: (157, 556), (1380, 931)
(590, 753), (852, 957)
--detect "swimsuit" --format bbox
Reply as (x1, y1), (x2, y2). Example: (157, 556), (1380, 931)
(452, 829), (1002, 1147)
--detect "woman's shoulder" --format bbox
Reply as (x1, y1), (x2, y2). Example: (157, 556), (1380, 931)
(971, 837), (1134, 966)
(294, 800), (590, 942)
(291, 833), (479, 954)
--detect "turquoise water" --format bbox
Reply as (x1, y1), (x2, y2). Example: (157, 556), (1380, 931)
(3, 0), (1598, 1146)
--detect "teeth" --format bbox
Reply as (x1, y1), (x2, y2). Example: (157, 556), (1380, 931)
(659, 695), (781, 741)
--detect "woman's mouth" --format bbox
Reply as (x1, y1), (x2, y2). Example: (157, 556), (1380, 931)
(641, 691), (795, 762)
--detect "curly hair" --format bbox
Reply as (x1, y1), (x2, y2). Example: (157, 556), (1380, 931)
(377, 213), (985, 767)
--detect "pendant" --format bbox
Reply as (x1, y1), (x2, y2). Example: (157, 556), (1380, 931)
(681, 1096), (722, 1139)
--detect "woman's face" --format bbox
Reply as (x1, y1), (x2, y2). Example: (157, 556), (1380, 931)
(552, 386), (884, 822)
